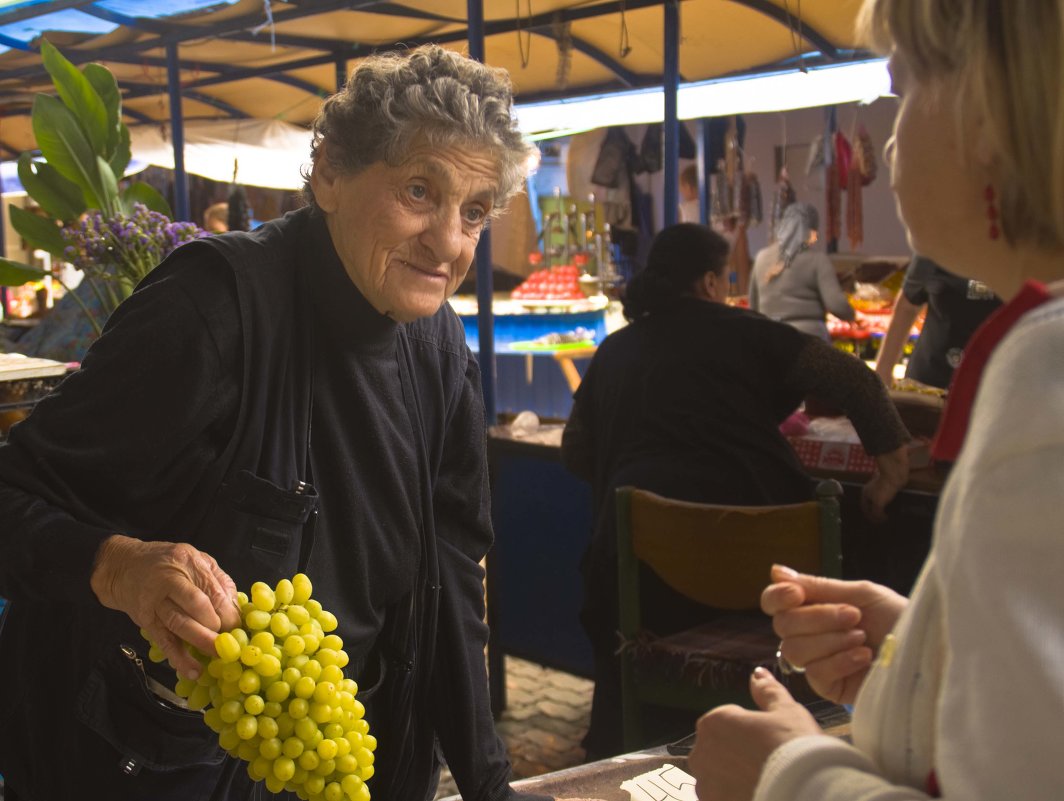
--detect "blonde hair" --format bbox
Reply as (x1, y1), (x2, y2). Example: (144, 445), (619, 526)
(858, 0), (1064, 249)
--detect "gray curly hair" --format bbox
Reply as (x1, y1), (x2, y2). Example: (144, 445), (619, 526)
(302, 44), (537, 215)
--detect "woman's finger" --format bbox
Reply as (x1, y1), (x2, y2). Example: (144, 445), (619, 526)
(778, 628), (867, 669)
(158, 594), (221, 657)
(773, 603), (862, 639)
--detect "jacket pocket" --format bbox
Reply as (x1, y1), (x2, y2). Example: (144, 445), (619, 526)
(74, 643), (224, 773)
(205, 469), (318, 590)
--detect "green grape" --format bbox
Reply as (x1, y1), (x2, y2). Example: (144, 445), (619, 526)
(283, 635), (307, 658)
(324, 781), (344, 801)
(275, 578), (295, 605)
(294, 716), (318, 742)
(282, 736), (305, 759)
(305, 599), (323, 618)
(218, 726), (240, 752)
(289, 698), (310, 719)
(271, 612), (294, 638)
(315, 649), (340, 668)
(275, 712), (296, 739)
(316, 738), (339, 761)
(324, 723), (345, 741)
(266, 680), (292, 703)
(286, 604), (311, 626)
(250, 631), (275, 651)
(255, 653), (282, 678)
(219, 699), (244, 724)
(334, 650), (350, 669)
(221, 660), (244, 683)
(340, 678), (358, 695)
(244, 694), (266, 716)
(206, 658), (225, 679)
(313, 758), (336, 778)
(175, 677), (197, 698)
(203, 707), (225, 733)
(259, 737), (283, 760)
(282, 666), (303, 685)
(231, 628), (250, 647)
(247, 761), (266, 783)
(340, 774), (364, 797)
(301, 660), (323, 681)
(354, 748), (374, 768)
(297, 749), (320, 772)
(240, 644), (263, 667)
(319, 664), (343, 685)
(292, 573), (313, 604)
(251, 581), (277, 613)
(245, 609), (272, 631)
(215, 631), (243, 663)
(237, 739), (259, 761)
(301, 633), (321, 654)
(233, 670), (257, 696)
(304, 774), (326, 796)
(309, 703), (332, 725)
(294, 676), (317, 699)
(236, 714), (259, 740)
(262, 701), (283, 720)
(320, 635), (343, 652)
(363, 734), (376, 752)
(359, 765), (374, 783)
(236, 591), (249, 606)
(264, 773), (287, 794)
(188, 684), (212, 711)
(220, 680), (243, 700)
(334, 753), (357, 775)
(257, 715), (280, 741)
(147, 643), (166, 663)
(317, 611), (338, 632)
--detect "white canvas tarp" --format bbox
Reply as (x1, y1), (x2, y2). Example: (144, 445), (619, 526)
(128, 118), (312, 191)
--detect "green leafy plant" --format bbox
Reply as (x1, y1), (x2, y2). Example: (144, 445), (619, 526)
(0, 40), (175, 334)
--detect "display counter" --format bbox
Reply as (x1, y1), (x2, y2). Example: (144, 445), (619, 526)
(451, 294), (612, 419)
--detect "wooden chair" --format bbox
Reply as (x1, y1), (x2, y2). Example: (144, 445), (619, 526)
(615, 479), (843, 751)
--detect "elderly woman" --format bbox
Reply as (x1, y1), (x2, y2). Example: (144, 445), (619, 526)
(749, 202), (857, 342)
(562, 222), (910, 760)
(689, 1), (1064, 800)
(0, 46), (549, 801)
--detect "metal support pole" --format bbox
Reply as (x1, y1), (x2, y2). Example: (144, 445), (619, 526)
(662, 0), (681, 229)
(825, 105), (838, 254)
(466, 0), (497, 427)
(696, 118), (708, 225)
(335, 58), (347, 91)
(165, 44), (190, 222)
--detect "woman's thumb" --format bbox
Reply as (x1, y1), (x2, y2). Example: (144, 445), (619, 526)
(750, 666), (790, 711)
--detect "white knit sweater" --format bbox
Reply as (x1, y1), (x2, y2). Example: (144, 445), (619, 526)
(754, 294), (1064, 800)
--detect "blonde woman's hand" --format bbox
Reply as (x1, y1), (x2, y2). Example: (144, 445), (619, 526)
(762, 565), (908, 705)
(688, 668), (822, 801)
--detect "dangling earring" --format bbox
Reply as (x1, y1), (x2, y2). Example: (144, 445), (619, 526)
(985, 184), (1000, 240)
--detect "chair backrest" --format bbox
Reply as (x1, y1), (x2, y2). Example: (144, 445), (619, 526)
(616, 480), (842, 634)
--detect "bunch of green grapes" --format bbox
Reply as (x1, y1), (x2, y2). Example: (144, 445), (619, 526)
(143, 573), (376, 800)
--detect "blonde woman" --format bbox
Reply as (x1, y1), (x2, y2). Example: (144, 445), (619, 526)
(689, 1), (1064, 799)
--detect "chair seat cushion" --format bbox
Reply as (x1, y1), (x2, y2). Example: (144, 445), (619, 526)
(627, 612), (810, 696)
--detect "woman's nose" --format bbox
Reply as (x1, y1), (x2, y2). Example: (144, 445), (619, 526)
(421, 210), (465, 263)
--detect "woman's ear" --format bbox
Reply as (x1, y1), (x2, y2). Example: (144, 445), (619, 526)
(309, 142), (341, 213)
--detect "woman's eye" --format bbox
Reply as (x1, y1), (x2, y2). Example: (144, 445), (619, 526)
(407, 184), (428, 201)
(464, 207), (487, 225)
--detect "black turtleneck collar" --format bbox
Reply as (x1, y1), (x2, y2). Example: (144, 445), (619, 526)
(300, 208), (399, 347)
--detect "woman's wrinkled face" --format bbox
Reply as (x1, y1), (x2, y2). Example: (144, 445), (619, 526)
(884, 52), (985, 272)
(312, 141), (500, 322)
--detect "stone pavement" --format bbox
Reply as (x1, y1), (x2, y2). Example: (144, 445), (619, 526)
(434, 656), (594, 799)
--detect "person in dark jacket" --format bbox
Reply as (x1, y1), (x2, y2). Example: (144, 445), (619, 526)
(0, 45), (558, 801)
(562, 223), (910, 760)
